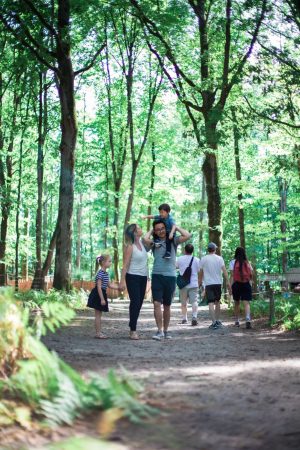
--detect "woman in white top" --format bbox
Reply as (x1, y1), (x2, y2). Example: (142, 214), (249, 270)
(120, 224), (149, 340)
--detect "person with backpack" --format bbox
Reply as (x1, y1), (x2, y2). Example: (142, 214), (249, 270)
(176, 244), (201, 326)
(229, 247), (253, 329)
(199, 242), (231, 329)
(143, 219), (191, 340)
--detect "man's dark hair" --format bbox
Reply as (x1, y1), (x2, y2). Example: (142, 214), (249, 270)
(185, 244), (194, 254)
(158, 203), (171, 213)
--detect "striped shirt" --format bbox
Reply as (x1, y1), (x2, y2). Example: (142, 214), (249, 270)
(95, 269), (109, 290)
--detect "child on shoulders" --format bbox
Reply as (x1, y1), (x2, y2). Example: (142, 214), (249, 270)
(143, 203), (176, 259)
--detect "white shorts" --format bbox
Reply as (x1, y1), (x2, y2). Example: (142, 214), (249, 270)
(180, 287), (198, 305)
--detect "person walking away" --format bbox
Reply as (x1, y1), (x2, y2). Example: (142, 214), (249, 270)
(142, 203), (176, 259)
(199, 243), (231, 329)
(120, 224), (149, 340)
(87, 254), (120, 339)
(229, 247), (253, 329)
(176, 243), (201, 326)
(144, 220), (191, 340)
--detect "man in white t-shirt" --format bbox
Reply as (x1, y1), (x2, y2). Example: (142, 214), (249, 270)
(199, 242), (231, 329)
(176, 244), (201, 326)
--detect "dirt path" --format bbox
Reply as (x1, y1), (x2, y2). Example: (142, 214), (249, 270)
(38, 299), (300, 450)
(2, 300), (299, 449)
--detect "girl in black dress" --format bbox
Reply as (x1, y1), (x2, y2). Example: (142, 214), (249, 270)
(87, 254), (120, 339)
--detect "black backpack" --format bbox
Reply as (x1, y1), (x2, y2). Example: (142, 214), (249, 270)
(182, 256), (194, 281)
(176, 257), (194, 289)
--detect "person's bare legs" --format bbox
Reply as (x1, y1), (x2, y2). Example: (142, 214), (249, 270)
(181, 303), (188, 320)
(95, 310), (103, 336)
(215, 301), (221, 321)
(153, 300), (163, 331)
(208, 302), (216, 322)
(234, 300), (240, 323)
(243, 300), (251, 320)
(163, 305), (171, 332)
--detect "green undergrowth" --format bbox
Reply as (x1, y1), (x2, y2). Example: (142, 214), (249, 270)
(15, 288), (87, 310)
(0, 289), (155, 430)
(228, 294), (300, 330)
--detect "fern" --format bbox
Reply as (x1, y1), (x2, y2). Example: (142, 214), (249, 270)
(39, 373), (82, 426)
(0, 290), (154, 428)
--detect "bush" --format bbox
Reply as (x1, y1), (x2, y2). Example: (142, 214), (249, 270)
(0, 289), (154, 429)
(15, 288), (87, 310)
(229, 294), (300, 330)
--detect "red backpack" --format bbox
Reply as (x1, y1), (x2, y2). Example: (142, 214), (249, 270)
(233, 260), (251, 282)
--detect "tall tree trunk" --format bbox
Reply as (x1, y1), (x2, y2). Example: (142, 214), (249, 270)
(75, 193), (82, 270)
(15, 130), (24, 291)
(53, 0), (77, 290)
(123, 160), (138, 228)
(202, 120), (222, 251)
(198, 175), (206, 256)
(41, 222), (58, 280)
(42, 199), (48, 252)
(89, 211), (94, 279)
(15, 95), (30, 290)
(112, 194), (120, 281)
(279, 178), (288, 281)
(0, 88), (19, 285)
(32, 72), (47, 290)
(21, 209), (29, 280)
(31, 218), (58, 290)
(147, 142), (156, 231)
(202, 151), (222, 251)
(231, 108), (246, 249)
(104, 151), (109, 249)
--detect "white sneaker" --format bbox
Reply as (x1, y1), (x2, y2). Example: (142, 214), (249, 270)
(164, 331), (172, 339)
(152, 330), (164, 341)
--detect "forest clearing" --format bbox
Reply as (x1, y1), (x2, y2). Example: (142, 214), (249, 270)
(0, 0), (300, 449)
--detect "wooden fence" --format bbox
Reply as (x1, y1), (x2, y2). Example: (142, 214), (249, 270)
(6, 278), (152, 300)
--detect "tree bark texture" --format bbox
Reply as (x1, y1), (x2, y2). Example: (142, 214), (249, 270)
(75, 193), (83, 270)
(0, 88), (19, 285)
(232, 108), (246, 249)
(21, 209), (29, 280)
(279, 178), (288, 277)
(32, 72), (47, 290)
(53, 0), (77, 290)
(147, 142), (156, 231)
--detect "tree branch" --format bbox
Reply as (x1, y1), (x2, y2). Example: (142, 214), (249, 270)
(145, 37), (203, 113)
(20, 0), (58, 38)
(244, 96), (300, 129)
(0, 14), (57, 72)
(74, 43), (106, 76)
(130, 0), (202, 93)
(257, 39), (300, 75)
(219, 0), (232, 108)
(218, 0), (267, 108)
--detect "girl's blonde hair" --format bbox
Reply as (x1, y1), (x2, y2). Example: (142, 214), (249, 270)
(95, 254), (110, 271)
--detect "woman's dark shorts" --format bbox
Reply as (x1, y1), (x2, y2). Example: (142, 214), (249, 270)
(232, 281), (252, 301)
(205, 284), (222, 303)
(151, 274), (176, 305)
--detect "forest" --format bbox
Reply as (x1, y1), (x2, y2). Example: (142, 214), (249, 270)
(0, 1), (300, 448)
(0, 0), (299, 291)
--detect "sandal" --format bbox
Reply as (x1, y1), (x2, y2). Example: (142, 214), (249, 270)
(94, 333), (108, 339)
(130, 331), (139, 340)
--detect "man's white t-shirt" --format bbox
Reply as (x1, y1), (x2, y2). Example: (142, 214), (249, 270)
(199, 254), (225, 286)
(176, 255), (201, 289)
